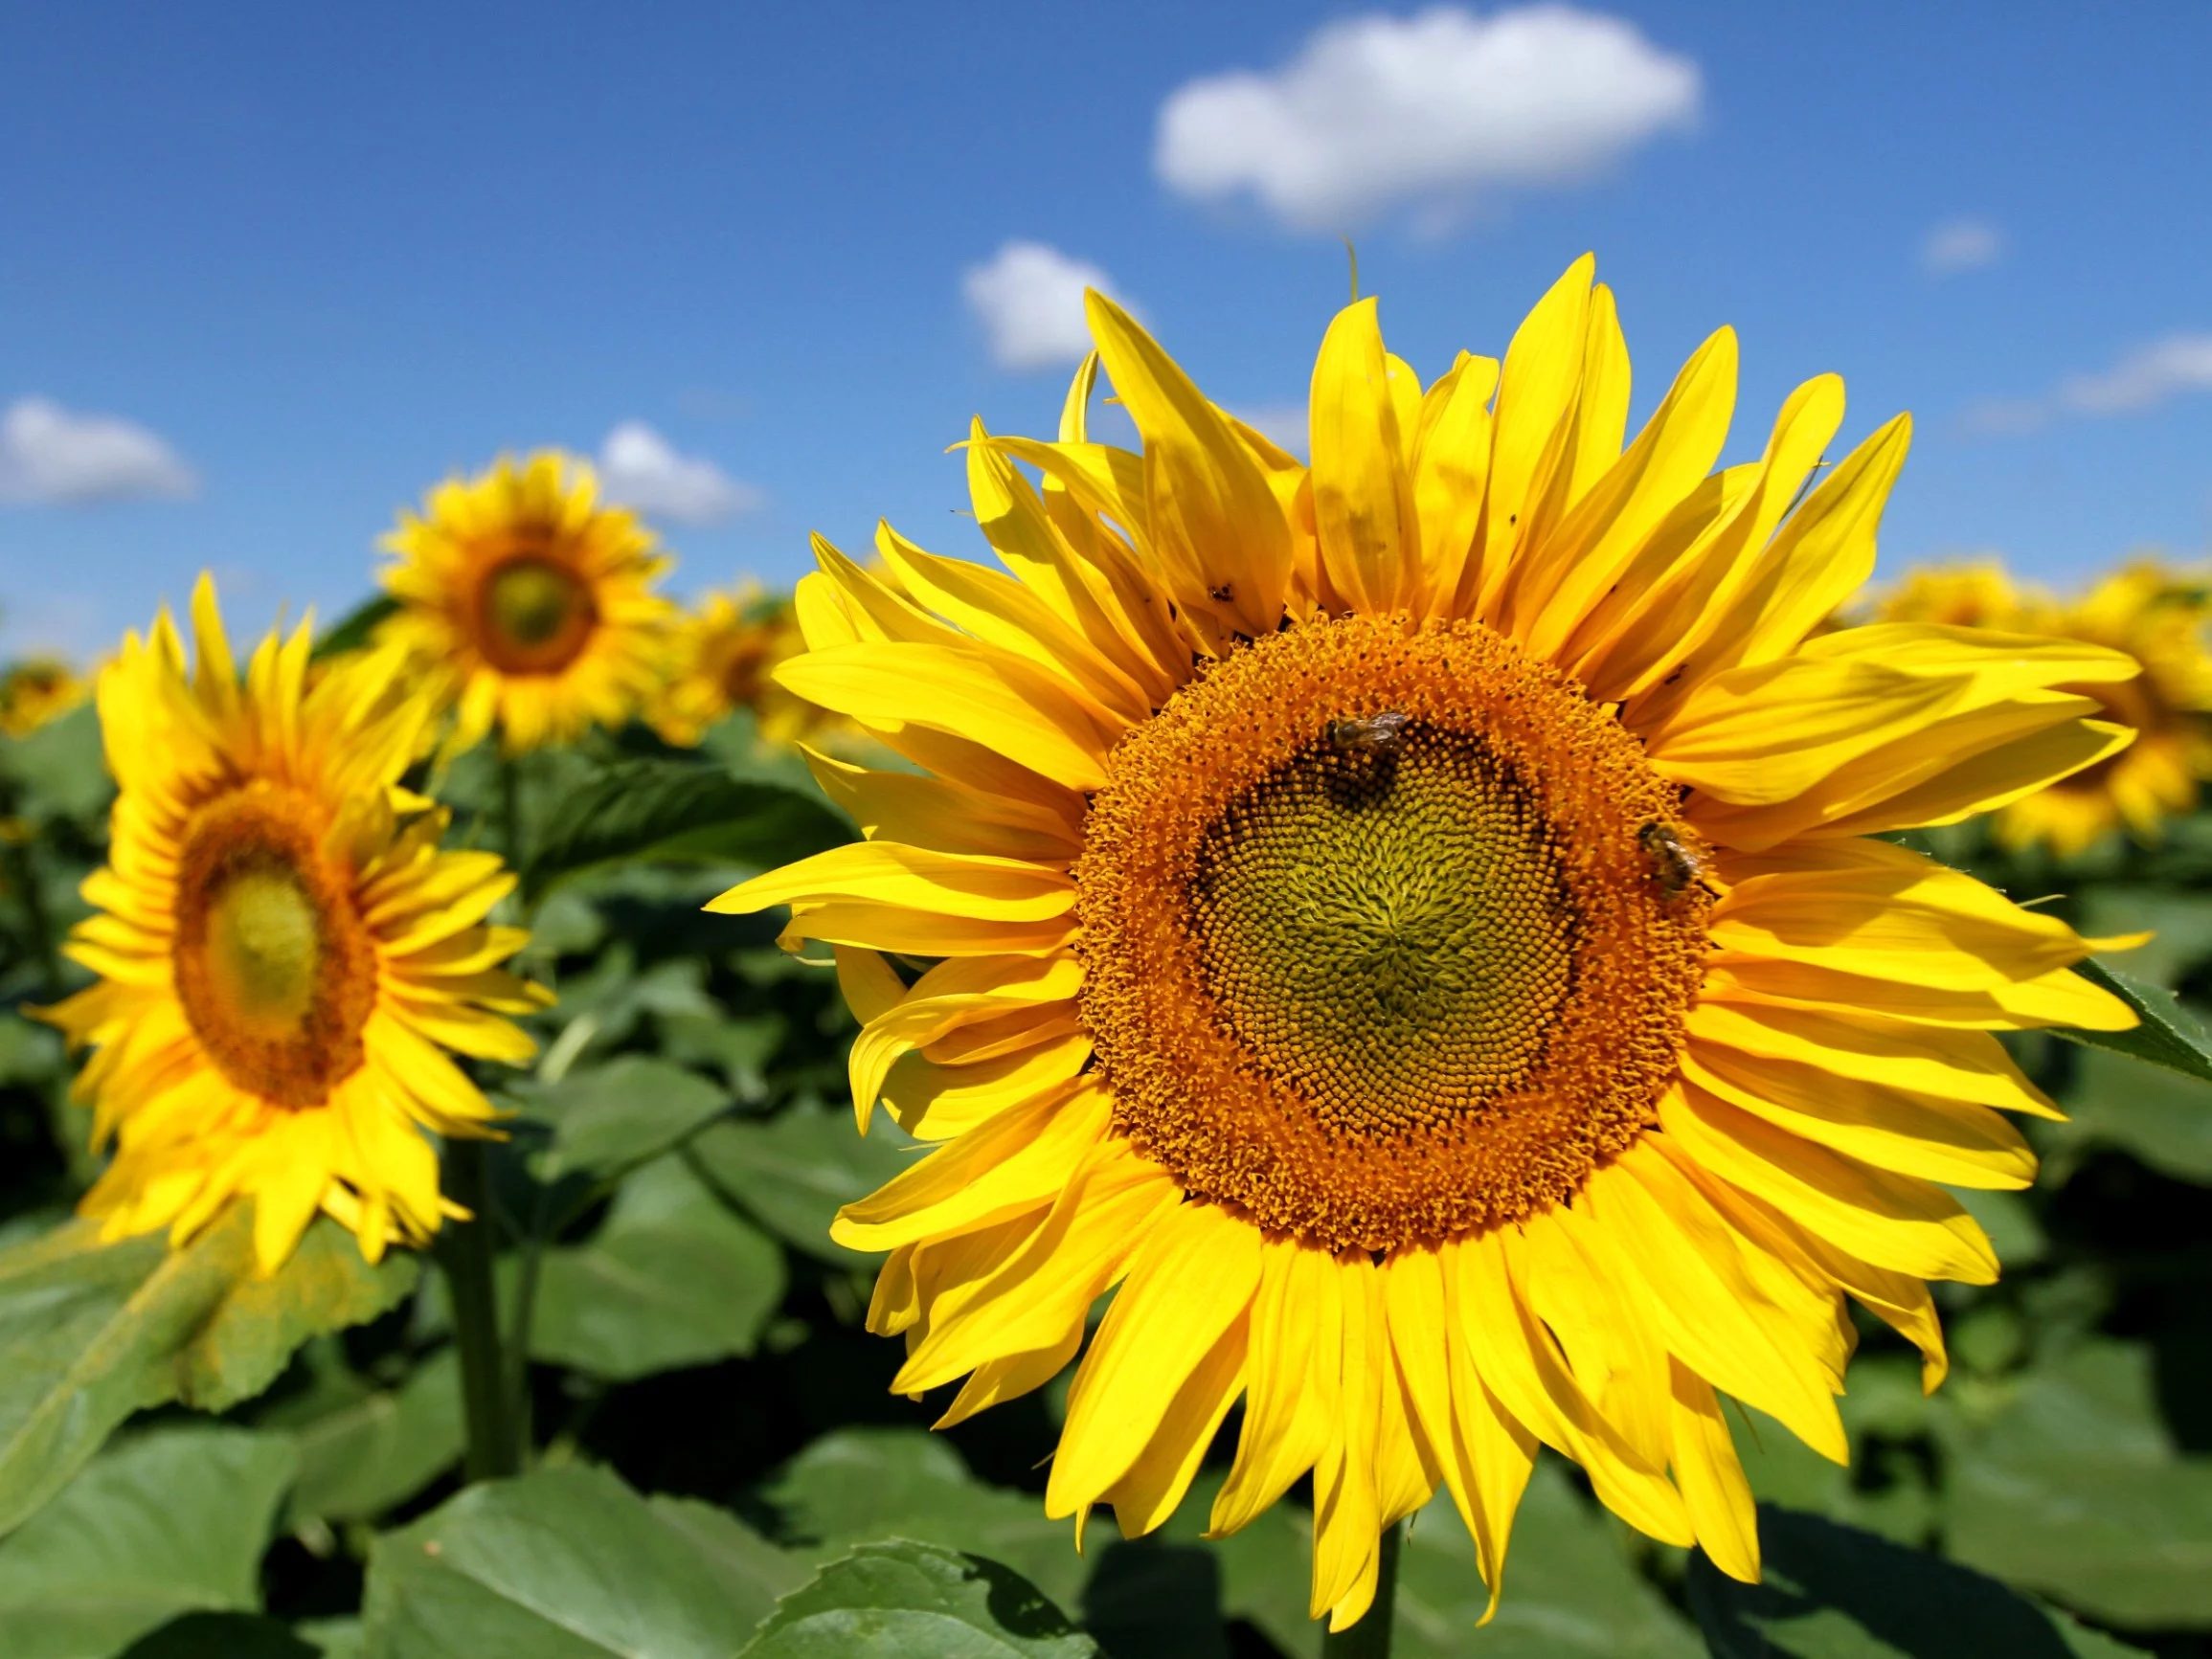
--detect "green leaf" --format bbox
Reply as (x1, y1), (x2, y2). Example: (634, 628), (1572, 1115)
(763, 1428), (1085, 1610)
(0, 704), (111, 824)
(741, 1540), (1095, 1659)
(690, 1104), (917, 1267)
(2049, 1044), (2212, 1183)
(1392, 1461), (1702, 1659)
(2051, 957), (2212, 1086)
(282, 1349), (463, 1527)
(511, 1055), (733, 1184)
(362, 1464), (804, 1658)
(0, 1425), (296, 1659)
(1154, 1474), (1313, 1658)
(119, 1612), (320, 1657)
(1941, 1340), (2212, 1626)
(1687, 1504), (2148, 1658)
(1075, 1538), (1228, 1659)
(530, 1155), (786, 1379)
(661, 1013), (784, 1102)
(310, 594), (400, 661)
(0, 1210), (416, 1536)
(521, 759), (852, 902)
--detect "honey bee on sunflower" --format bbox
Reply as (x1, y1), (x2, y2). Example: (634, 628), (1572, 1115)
(1874, 558), (2212, 857)
(713, 257), (2146, 1631)
(377, 452), (676, 756)
(38, 578), (550, 1273)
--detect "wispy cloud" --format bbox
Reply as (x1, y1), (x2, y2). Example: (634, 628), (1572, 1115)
(597, 422), (763, 526)
(962, 241), (1127, 372)
(1232, 404), (1310, 459)
(1154, 5), (1701, 235)
(1965, 332), (2212, 435)
(1922, 216), (2004, 276)
(0, 397), (196, 505)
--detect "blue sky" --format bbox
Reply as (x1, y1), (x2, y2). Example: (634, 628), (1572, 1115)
(1, 0), (2208, 657)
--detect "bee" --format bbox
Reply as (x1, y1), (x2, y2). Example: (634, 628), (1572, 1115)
(1328, 710), (1411, 754)
(1638, 821), (1710, 899)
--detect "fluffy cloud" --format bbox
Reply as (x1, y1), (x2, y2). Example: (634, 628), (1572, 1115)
(0, 397), (197, 505)
(1155, 5), (1701, 233)
(1233, 404), (1311, 458)
(962, 241), (1127, 371)
(597, 422), (763, 527)
(1965, 332), (2212, 435)
(1922, 217), (2004, 276)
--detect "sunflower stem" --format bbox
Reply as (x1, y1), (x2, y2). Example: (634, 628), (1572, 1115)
(1321, 1521), (1403, 1659)
(441, 1139), (521, 1481)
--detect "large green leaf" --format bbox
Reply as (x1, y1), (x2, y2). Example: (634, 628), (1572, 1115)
(362, 1463), (804, 1658)
(310, 594), (400, 661)
(530, 1155), (786, 1379)
(1940, 1340), (2212, 1626)
(120, 1613), (319, 1657)
(521, 759), (851, 901)
(1687, 1505), (2146, 1658)
(282, 1349), (463, 1527)
(690, 1103), (916, 1267)
(741, 1540), (1095, 1659)
(511, 1055), (733, 1184)
(2051, 958), (2212, 1087)
(1, 704), (111, 825)
(763, 1428), (1084, 1610)
(0, 1424), (296, 1659)
(0, 1209), (416, 1536)
(2049, 1044), (2212, 1183)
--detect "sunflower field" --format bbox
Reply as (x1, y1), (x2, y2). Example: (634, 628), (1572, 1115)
(6, 262), (2212, 1659)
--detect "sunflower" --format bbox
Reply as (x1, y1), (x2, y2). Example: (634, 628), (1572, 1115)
(712, 258), (2140, 1628)
(1875, 558), (2212, 857)
(648, 580), (853, 751)
(38, 577), (550, 1273)
(0, 656), (90, 738)
(377, 452), (675, 755)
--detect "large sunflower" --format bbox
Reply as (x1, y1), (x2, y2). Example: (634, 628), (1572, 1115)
(40, 578), (549, 1272)
(378, 452), (675, 755)
(1875, 559), (2212, 857)
(714, 259), (2140, 1627)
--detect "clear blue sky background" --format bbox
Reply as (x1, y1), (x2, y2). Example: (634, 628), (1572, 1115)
(1, 0), (2207, 656)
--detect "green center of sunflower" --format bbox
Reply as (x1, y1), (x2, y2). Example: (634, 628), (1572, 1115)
(172, 788), (377, 1109)
(478, 553), (597, 673)
(1074, 614), (1710, 1253)
(1191, 727), (1576, 1138)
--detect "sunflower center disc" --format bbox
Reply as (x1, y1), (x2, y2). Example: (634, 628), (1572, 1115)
(480, 554), (596, 672)
(172, 788), (377, 1108)
(1075, 614), (1710, 1253)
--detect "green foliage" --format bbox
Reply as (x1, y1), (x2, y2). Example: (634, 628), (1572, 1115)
(745, 1540), (1096, 1659)
(2053, 957), (2212, 1086)
(520, 758), (852, 900)
(0, 1425), (295, 1658)
(690, 1103), (916, 1267)
(510, 1055), (733, 1183)
(274, 1348), (463, 1528)
(310, 594), (400, 661)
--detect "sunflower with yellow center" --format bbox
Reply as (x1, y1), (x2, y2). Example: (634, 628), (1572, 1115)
(714, 258), (2141, 1627)
(649, 580), (852, 750)
(39, 578), (551, 1273)
(0, 656), (90, 738)
(1876, 558), (2212, 857)
(378, 452), (675, 755)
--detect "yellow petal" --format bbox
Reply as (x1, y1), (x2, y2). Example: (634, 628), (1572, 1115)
(1310, 298), (1420, 615)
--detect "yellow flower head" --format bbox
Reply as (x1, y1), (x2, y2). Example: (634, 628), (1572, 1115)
(713, 258), (2141, 1629)
(649, 580), (851, 751)
(0, 657), (90, 738)
(40, 577), (552, 1273)
(377, 452), (675, 755)
(1876, 558), (2212, 857)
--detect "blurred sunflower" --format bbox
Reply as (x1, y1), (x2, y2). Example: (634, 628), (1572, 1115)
(714, 258), (2139, 1628)
(0, 657), (89, 737)
(1876, 559), (2212, 857)
(377, 453), (675, 755)
(648, 580), (851, 750)
(39, 577), (550, 1272)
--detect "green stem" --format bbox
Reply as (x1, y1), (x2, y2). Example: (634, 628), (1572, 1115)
(440, 1140), (520, 1481)
(3, 834), (62, 997)
(1321, 1521), (1403, 1659)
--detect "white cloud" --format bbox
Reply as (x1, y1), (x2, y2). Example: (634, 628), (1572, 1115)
(1964, 331), (2212, 435)
(1155, 5), (1701, 233)
(0, 397), (196, 505)
(1923, 217), (2004, 276)
(962, 241), (1128, 372)
(1233, 404), (1310, 458)
(596, 422), (763, 526)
